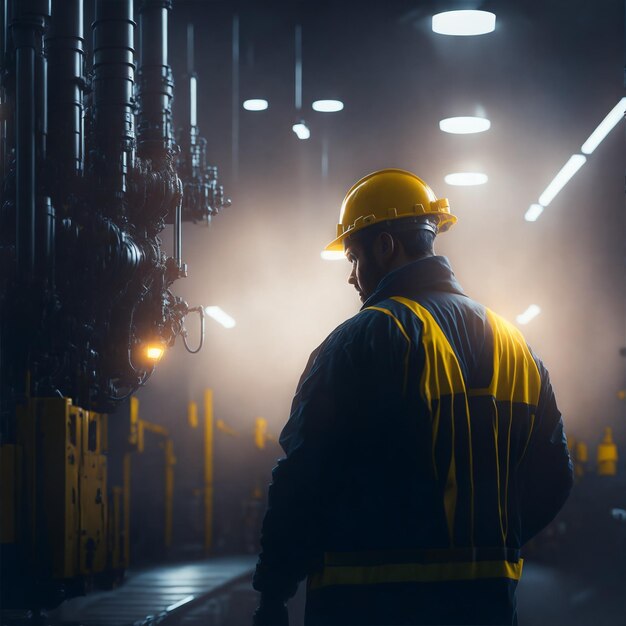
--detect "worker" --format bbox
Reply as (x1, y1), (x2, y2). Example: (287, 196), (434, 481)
(252, 169), (573, 626)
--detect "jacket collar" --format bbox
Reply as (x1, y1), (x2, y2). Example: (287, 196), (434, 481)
(361, 255), (465, 309)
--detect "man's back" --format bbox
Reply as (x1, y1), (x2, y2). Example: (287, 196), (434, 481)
(254, 256), (573, 626)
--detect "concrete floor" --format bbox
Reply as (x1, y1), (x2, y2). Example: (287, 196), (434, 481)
(170, 558), (626, 626)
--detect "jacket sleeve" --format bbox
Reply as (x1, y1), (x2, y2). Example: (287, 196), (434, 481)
(251, 330), (351, 601)
(252, 310), (406, 600)
(520, 356), (574, 545)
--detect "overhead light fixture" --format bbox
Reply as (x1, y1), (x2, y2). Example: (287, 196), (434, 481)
(320, 250), (345, 261)
(439, 116), (491, 134)
(538, 154), (586, 207)
(444, 172), (488, 186)
(581, 97), (626, 155)
(189, 75), (197, 126)
(312, 99), (344, 112)
(292, 120), (310, 140)
(243, 99), (269, 111)
(432, 10), (496, 36)
(205, 306), (236, 329)
(524, 204), (544, 222)
(516, 304), (541, 325)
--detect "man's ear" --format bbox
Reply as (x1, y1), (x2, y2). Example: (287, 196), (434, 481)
(376, 231), (395, 260)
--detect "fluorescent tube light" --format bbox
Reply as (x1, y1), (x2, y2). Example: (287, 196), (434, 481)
(432, 10), (496, 36)
(205, 306), (236, 329)
(243, 99), (269, 111)
(190, 76), (197, 126)
(516, 305), (541, 325)
(292, 121), (310, 140)
(439, 116), (491, 134)
(444, 172), (488, 186)
(524, 204), (544, 222)
(581, 97), (626, 155)
(538, 155), (586, 207)
(320, 250), (345, 261)
(312, 100), (344, 112)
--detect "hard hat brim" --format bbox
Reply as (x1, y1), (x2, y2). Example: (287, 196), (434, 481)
(322, 212), (458, 253)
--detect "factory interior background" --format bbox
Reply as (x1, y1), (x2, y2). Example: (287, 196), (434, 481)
(1, 0), (625, 625)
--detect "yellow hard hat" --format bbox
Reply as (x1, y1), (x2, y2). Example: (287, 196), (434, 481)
(324, 168), (457, 252)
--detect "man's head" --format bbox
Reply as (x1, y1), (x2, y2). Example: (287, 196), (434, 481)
(344, 217), (437, 302)
(323, 169), (457, 303)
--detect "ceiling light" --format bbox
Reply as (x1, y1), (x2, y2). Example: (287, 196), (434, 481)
(432, 10), (496, 36)
(538, 154), (586, 207)
(312, 99), (344, 112)
(516, 305), (541, 325)
(292, 121), (310, 140)
(524, 204), (544, 222)
(439, 116), (491, 134)
(243, 99), (269, 111)
(581, 97), (626, 155)
(444, 172), (488, 186)
(320, 250), (345, 261)
(189, 76), (197, 126)
(205, 306), (236, 329)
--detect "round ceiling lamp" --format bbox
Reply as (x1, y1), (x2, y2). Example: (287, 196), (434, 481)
(432, 10), (496, 36)
(243, 99), (269, 111)
(439, 116), (491, 134)
(312, 99), (344, 112)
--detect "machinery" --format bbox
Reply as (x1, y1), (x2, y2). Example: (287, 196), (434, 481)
(0, 0), (229, 609)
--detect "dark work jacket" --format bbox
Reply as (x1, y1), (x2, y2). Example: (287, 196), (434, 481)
(253, 256), (573, 626)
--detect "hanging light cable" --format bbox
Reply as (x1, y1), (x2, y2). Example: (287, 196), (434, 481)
(293, 23), (309, 140)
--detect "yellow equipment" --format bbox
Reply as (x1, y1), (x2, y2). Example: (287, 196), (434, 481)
(597, 427), (618, 476)
(574, 440), (589, 479)
(324, 169), (457, 252)
(255, 417), (269, 450)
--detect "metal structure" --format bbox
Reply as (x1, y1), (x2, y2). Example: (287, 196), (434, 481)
(0, 0), (229, 610)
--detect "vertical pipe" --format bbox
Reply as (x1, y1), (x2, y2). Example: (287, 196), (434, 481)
(136, 0), (173, 162)
(294, 24), (302, 111)
(321, 135), (329, 181)
(203, 388), (213, 555)
(11, 2), (51, 282)
(186, 22), (193, 74)
(92, 0), (135, 214)
(164, 438), (174, 549)
(231, 14), (239, 182)
(15, 41), (35, 281)
(0, 0), (7, 182)
(187, 400), (198, 428)
(173, 198), (181, 268)
(46, 0), (84, 183)
(122, 452), (131, 567)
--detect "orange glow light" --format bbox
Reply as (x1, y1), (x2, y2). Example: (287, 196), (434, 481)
(145, 345), (165, 362)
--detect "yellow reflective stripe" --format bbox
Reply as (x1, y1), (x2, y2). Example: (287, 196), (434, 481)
(517, 413), (536, 468)
(493, 403), (506, 544)
(463, 393), (475, 545)
(365, 306), (411, 395)
(308, 559), (523, 590)
(390, 297), (469, 546)
(468, 309), (541, 405)
(390, 297), (466, 407)
(444, 402), (457, 545)
(504, 406), (513, 540)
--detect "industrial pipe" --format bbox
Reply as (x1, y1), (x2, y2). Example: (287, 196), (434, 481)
(46, 0), (84, 186)
(11, 0), (50, 283)
(92, 0), (135, 216)
(136, 0), (174, 161)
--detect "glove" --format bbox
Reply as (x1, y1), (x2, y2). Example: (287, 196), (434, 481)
(252, 594), (289, 626)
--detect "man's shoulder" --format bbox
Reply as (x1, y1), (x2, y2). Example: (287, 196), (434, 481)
(325, 303), (402, 342)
